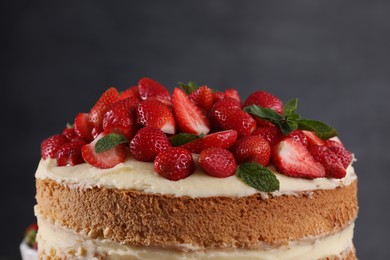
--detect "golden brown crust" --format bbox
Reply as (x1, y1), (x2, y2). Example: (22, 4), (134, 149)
(36, 179), (357, 249)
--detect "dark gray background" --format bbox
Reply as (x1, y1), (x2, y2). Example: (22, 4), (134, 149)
(1, 0), (389, 259)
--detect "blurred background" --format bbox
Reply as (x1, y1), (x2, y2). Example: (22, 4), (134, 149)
(1, 0), (390, 259)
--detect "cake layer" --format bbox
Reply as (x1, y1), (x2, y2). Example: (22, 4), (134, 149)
(36, 178), (357, 249)
(35, 158), (357, 198)
(36, 212), (356, 260)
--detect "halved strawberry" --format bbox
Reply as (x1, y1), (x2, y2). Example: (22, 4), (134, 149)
(172, 88), (210, 135)
(103, 97), (140, 140)
(232, 135), (271, 166)
(308, 145), (346, 178)
(88, 87), (120, 127)
(179, 130), (238, 153)
(198, 148), (237, 178)
(74, 113), (94, 142)
(121, 86), (140, 100)
(188, 85), (214, 112)
(62, 126), (77, 141)
(252, 126), (283, 147)
(136, 99), (176, 134)
(81, 132), (126, 169)
(272, 138), (326, 179)
(224, 89), (241, 104)
(138, 77), (171, 106)
(41, 134), (69, 159)
(302, 130), (324, 146)
(130, 127), (172, 162)
(56, 138), (87, 166)
(327, 146), (353, 168)
(286, 129), (308, 147)
(243, 91), (283, 127)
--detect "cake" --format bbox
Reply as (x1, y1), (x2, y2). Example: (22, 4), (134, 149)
(35, 78), (358, 259)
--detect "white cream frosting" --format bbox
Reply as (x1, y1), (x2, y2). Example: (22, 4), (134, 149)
(35, 210), (355, 260)
(35, 154), (356, 198)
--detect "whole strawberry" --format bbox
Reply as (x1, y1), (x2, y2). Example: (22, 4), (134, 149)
(74, 113), (94, 142)
(121, 86), (140, 100)
(88, 87), (120, 127)
(130, 127), (171, 162)
(308, 145), (348, 178)
(136, 99), (176, 134)
(252, 126), (283, 147)
(56, 138), (87, 166)
(41, 134), (69, 159)
(198, 148), (236, 178)
(232, 135), (271, 166)
(188, 85), (214, 112)
(138, 77), (171, 106)
(154, 147), (194, 181)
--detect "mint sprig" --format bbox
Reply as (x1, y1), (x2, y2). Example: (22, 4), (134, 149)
(178, 81), (200, 94)
(95, 133), (129, 153)
(170, 133), (203, 146)
(236, 162), (279, 192)
(243, 98), (337, 139)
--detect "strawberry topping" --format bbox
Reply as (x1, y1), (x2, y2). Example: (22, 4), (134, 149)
(198, 148), (237, 178)
(180, 130), (238, 154)
(56, 138), (87, 166)
(74, 113), (94, 142)
(154, 147), (194, 181)
(138, 77), (171, 106)
(136, 99), (176, 134)
(232, 135), (271, 166)
(41, 134), (69, 159)
(188, 85), (214, 112)
(88, 87), (120, 127)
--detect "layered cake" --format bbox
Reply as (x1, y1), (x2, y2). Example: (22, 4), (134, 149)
(35, 78), (358, 259)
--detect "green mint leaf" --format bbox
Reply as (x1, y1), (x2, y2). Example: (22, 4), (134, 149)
(170, 133), (200, 147)
(95, 133), (129, 153)
(244, 105), (285, 124)
(286, 113), (301, 121)
(297, 119), (337, 139)
(278, 120), (298, 135)
(283, 98), (298, 116)
(178, 81), (199, 94)
(236, 162), (280, 192)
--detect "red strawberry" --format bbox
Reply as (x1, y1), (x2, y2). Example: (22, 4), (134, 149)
(136, 99), (176, 134)
(172, 88), (210, 135)
(180, 130), (238, 153)
(272, 138), (325, 179)
(41, 134), (69, 159)
(198, 148), (237, 178)
(74, 113), (94, 142)
(210, 106), (256, 138)
(81, 132), (126, 169)
(24, 223), (38, 249)
(328, 146), (353, 168)
(252, 126), (283, 147)
(302, 130), (324, 146)
(224, 89), (241, 104)
(130, 127), (171, 162)
(103, 97), (140, 140)
(308, 145), (346, 178)
(324, 139), (344, 149)
(88, 87), (120, 127)
(213, 91), (226, 102)
(62, 126), (77, 141)
(243, 91), (283, 127)
(208, 97), (242, 131)
(154, 147), (194, 181)
(121, 86), (140, 100)
(188, 86), (214, 112)
(56, 139), (87, 166)
(138, 77), (171, 106)
(286, 129), (308, 147)
(91, 126), (103, 139)
(232, 135), (271, 166)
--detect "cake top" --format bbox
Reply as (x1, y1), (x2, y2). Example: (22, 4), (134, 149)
(40, 77), (353, 193)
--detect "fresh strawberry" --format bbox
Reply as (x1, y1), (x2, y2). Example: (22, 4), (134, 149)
(24, 223), (38, 249)
(286, 129), (308, 147)
(41, 134), (69, 159)
(136, 99), (176, 134)
(88, 87), (120, 127)
(188, 85), (214, 112)
(302, 130), (324, 146)
(213, 91), (226, 102)
(172, 88), (210, 135)
(62, 126), (77, 141)
(130, 127), (171, 162)
(138, 77), (171, 106)
(210, 106), (256, 138)
(180, 130), (238, 153)
(154, 147), (194, 181)
(198, 148), (236, 178)
(324, 139), (344, 149)
(103, 97), (140, 140)
(121, 86), (140, 100)
(308, 145), (346, 178)
(252, 126), (283, 147)
(81, 132), (126, 169)
(208, 97), (242, 131)
(232, 135), (271, 166)
(91, 126), (103, 139)
(272, 138), (326, 179)
(56, 138), (87, 166)
(327, 146), (353, 168)
(74, 113), (94, 141)
(224, 89), (241, 104)
(243, 91), (283, 127)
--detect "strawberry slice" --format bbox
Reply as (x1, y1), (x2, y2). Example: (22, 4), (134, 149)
(103, 97), (140, 140)
(121, 86), (140, 100)
(302, 130), (324, 146)
(56, 138), (87, 166)
(136, 99), (176, 134)
(81, 132), (126, 169)
(172, 88), (210, 135)
(41, 134), (69, 159)
(188, 85), (214, 112)
(88, 87), (120, 127)
(224, 89), (241, 104)
(198, 148), (237, 178)
(180, 130), (238, 153)
(272, 138), (326, 179)
(308, 145), (346, 178)
(232, 135), (271, 166)
(74, 113), (94, 142)
(138, 77), (171, 106)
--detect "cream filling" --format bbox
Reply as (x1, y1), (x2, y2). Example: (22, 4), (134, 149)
(35, 155), (356, 198)
(36, 211), (354, 260)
